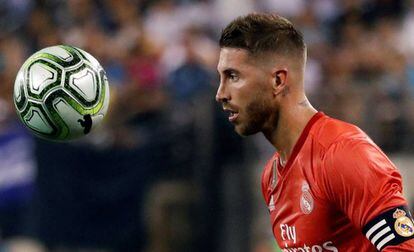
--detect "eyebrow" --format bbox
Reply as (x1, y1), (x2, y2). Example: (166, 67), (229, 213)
(220, 68), (240, 75)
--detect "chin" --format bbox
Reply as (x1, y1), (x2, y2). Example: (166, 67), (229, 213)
(235, 124), (260, 137)
(234, 128), (247, 137)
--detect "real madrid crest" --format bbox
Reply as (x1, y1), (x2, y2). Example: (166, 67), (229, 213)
(393, 208), (414, 237)
(300, 182), (314, 214)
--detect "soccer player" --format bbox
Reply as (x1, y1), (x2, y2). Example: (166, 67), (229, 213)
(215, 13), (414, 251)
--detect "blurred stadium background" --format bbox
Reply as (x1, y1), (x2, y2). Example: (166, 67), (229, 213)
(0, 0), (414, 251)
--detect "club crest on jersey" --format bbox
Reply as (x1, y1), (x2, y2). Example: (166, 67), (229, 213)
(300, 182), (314, 215)
(393, 208), (414, 237)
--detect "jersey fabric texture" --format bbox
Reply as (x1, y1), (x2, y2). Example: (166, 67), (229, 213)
(261, 112), (414, 251)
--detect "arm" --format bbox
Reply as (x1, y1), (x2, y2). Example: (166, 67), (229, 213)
(383, 239), (414, 251)
(320, 138), (414, 251)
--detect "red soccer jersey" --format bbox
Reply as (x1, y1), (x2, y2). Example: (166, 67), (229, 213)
(261, 112), (414, 251)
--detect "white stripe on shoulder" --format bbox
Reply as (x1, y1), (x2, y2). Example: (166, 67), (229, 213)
(377, 233), (395, 251)
(371, 226), (391, 244)
(366, 219), (387, 240)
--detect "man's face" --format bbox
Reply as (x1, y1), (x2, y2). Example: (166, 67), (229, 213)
(216, 48), (275, 136)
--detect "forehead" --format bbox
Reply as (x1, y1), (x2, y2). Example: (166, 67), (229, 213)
(217, 48), (253, 72)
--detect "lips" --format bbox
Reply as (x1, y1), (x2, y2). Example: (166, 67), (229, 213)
(224, 108), (239, 122)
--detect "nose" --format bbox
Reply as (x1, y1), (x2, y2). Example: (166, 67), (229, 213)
(215, 83), (229, 103)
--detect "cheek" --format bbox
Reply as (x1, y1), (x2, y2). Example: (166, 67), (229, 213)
(245, 88), (271, 114)
(251, 82), (273, 105)
(234, 75), (273, 108)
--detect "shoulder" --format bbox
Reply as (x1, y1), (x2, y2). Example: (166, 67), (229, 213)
(311, 115), (370, 151)
(315, 115), (390, 168)
(311, 115), (402, 196)
(315, 118), (402, 202)
(317, 116), (395, 177)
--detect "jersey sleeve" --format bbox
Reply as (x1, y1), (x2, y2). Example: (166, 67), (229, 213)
(382, 239), (414, 251)
(319, 138), (414, 251)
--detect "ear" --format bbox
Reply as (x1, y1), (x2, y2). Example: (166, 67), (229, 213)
(272, 69), (288, 96)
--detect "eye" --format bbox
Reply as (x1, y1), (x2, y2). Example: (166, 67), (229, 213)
(229, 72), (239, 81)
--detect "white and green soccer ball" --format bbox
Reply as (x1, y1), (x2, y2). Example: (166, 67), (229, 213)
(13, 45), (110, 141)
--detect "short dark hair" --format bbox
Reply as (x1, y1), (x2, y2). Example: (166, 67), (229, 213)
(219, 13), (306, 59)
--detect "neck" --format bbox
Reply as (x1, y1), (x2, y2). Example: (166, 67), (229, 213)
(263, 98), (317, 164)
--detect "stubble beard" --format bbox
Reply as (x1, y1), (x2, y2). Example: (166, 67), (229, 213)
(236, 94), (274, 137)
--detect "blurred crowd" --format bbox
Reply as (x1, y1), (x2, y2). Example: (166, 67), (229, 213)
(0, 0), (414, 252)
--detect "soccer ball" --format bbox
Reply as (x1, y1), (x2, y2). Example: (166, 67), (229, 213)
(13, 45), (110, 141)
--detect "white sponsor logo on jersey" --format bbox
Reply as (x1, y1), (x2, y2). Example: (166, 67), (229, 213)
(279, 223), (338, 251)
(281, 241), (338, 252)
